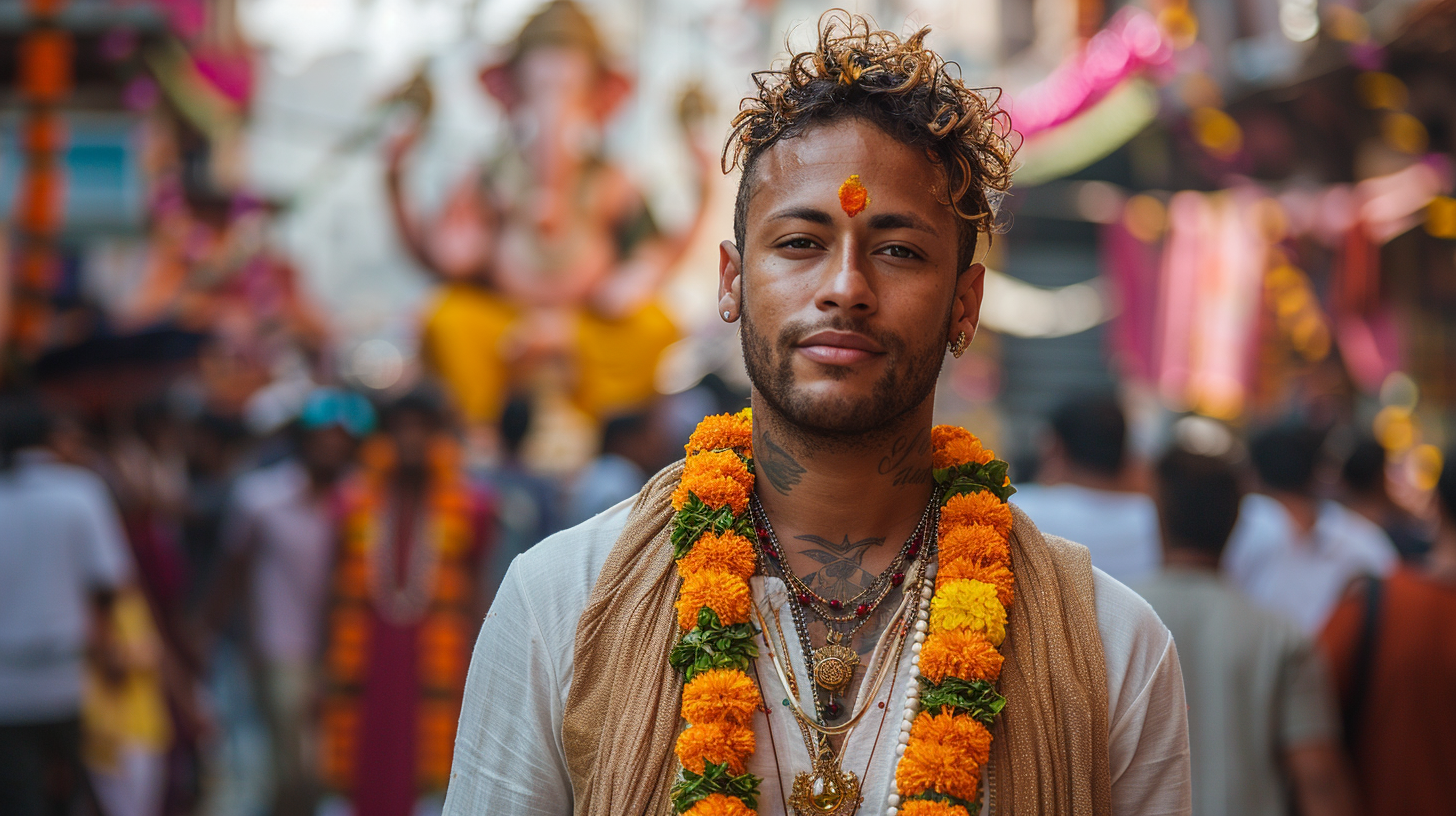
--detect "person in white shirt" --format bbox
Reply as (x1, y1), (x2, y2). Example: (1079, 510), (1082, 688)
(1223, 423), (1397, 635)
(444, 12), (1190, 815)
(1013, 394), (1162, 586)
(0, 393), (130, 816)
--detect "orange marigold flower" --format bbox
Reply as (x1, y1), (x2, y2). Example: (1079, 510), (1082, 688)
(683, 793), (754, 816)
(940, 490), (1012, 538)
(686, 413), (754, 457)
(931, 426), (994, 470)
(938, 524), (1010, 567)
(896, 710), (992, 800)
(673, 451), (753, 514)
(918, 629), (1004, 684)
(937, 558), (1015, 607)
(675, 720), (755, 775)
(681, 668), (761, 726)
(895, 741), (982, 802)
(678, 530), (757, 581)
(676, 570), (752, 630)
(899, 800), (971, 816)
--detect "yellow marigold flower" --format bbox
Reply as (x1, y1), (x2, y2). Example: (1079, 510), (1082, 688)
(685, 414), (754, 457)
(681, 668), (761, 726)
(899, 801), (970, 816)
(683, 793), (754, 816)
(678, 530), (757, 581)
(937, 558), (1015, 607)
(675, 720), (755, 775)
(896, 711), (993, 800)
(940, 490), (1012, 538)
(676, 570), (752, 630)
(918, 629), (1004, 684)
(931, 425), (995, 469)
(938, 524), (1010, 567)
(930, 579), (1006, 645)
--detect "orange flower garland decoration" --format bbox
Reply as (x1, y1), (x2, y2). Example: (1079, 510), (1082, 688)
(893, 426), (1017, 814)
(670, 410), (765, 813)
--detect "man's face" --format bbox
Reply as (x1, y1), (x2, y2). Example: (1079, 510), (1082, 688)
(722, 118), (984, 437)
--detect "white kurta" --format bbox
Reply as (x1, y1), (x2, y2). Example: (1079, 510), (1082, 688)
(444, 499), (1192, 816)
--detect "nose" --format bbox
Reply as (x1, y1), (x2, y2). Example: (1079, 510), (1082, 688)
(814, 237), (877, 315)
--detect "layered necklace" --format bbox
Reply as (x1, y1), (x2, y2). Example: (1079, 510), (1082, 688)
(666, 411), (1019, 816)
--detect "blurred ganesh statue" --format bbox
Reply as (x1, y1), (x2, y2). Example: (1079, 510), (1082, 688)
(385, 0), (710, 442)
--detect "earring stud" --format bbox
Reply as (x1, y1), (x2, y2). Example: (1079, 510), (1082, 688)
(949, 331), (969, 358)
(723, 310), (732, 320)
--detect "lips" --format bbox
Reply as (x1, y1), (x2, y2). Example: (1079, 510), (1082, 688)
(795, 330), (885, 366)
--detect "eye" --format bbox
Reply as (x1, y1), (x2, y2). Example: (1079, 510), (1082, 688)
(778, 237), (821, 250)
(881, 245), (920, 260)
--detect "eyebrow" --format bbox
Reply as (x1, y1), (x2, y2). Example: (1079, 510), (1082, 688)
(766, 206), (940, 237)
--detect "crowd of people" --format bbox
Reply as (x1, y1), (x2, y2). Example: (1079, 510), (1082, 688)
(3, 379), (1454, 816)
(0, 380), (704, 816)
(1021, 394), (1456, 816)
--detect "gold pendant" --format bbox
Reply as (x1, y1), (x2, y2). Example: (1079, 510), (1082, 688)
(812, 632), (858, 695)
(789, 754), (862, 816)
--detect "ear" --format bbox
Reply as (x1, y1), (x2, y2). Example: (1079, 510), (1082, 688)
(718, 240), (743, 323)
(479, 64), (518, 110)
(949, 262), (986, 346)
(591, 68), (633, 121)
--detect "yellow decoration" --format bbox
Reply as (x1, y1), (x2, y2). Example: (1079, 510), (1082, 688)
(929, 579), (1007, 645)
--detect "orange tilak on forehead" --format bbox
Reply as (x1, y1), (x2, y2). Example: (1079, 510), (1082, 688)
(838, 174), (870, 218)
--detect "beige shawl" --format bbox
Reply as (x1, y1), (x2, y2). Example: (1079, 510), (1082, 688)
(562, 461), (1112, 815)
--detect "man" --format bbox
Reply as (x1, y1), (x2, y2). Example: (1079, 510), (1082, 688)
(1223, 424), (1396, 635)
(1319, 444), (1456, 815)
(0, 392), (130, 816)
(446, 14), (1189, 815)
(207, 387), (375, 816)
(1138, 447), (1355, 816)
(318, 389), (492, 816)
(1013, 394), (1162, 585)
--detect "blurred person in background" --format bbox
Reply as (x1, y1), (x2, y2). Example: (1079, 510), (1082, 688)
(1012, 392), (1161, 584)
(179, 412), (252, 611)
(475, 395), (561, 601)
(1319, 446), (1456, 815)
(1224, 423), (1396, 635)
(1139, 446), (1356, 816)
(563, 405), (668, 526)
(1339, 437), (1433, 564)
(204, 388), (375, 816)
(319, 388), (493, 816)
(0, 391), (130, 816)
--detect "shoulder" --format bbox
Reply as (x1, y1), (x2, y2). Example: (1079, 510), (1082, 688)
(1318, 501), (1396, 561)
(1093, 566), (1177, 703)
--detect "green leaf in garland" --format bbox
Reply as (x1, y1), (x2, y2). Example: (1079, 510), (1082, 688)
(917, 676), (1006, 726)
(669, 609), (759, 681)
(670, 762), (761, 812)
(671, 495), (757, 560)
(932, 459), (1017, 503)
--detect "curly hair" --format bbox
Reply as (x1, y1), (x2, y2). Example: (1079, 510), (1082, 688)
(725, 11), (1017, 271)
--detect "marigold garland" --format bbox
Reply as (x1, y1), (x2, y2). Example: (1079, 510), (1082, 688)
(681, 668), (762, 726)
(897, 425), (1017, 813)
(675, 720), (756, 775)
(670, 410), (764, 813)
(667, 415), (1017, 814)
(677, 530), (757, 581)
